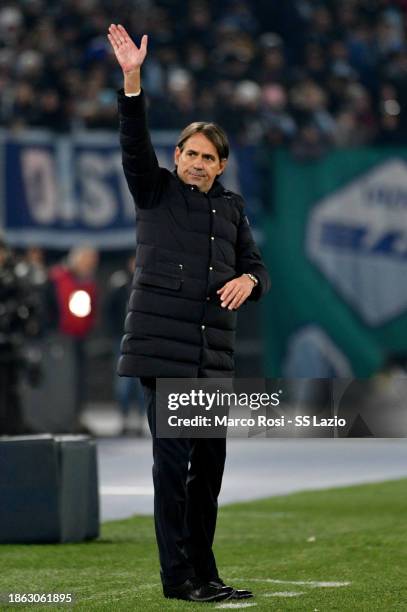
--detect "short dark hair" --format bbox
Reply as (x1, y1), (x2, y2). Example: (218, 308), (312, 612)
(176, 122), (229, 160)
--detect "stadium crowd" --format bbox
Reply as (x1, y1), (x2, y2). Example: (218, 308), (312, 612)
(1, 0), (407, 155)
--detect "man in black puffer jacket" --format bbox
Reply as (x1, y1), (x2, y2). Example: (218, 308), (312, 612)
(108, 24), (271, 603)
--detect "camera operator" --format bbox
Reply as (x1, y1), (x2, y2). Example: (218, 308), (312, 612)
(0, 239), (43, 435)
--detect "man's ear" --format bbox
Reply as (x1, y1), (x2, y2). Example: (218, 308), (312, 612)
(174, 146), (181, 166)
(217, 159), (228, 175)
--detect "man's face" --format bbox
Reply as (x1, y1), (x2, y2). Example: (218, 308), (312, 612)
(174, 133), (227, 193)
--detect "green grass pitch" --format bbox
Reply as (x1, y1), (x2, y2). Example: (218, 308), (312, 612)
(1, 478), (406, 611)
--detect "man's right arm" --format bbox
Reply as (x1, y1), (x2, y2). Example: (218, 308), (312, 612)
(108, 25), (161, 209)
(118, 85), (161, 208)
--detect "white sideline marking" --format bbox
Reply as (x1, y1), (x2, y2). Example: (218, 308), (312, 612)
(100, 486), (154, 496)
(240, 579), (351, 588)
(264, 591), (305, 597)
(79, 584), (160, 602)
(216, 604), (257, 609)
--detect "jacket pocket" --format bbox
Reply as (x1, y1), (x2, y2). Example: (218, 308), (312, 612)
(138, 271), (182, 290)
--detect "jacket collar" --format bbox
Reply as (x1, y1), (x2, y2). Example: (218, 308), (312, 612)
(172, 169), (226, 197)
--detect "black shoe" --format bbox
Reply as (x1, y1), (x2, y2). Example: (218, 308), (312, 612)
(163, 578), (234, 602)
(208, 578), (253, 599)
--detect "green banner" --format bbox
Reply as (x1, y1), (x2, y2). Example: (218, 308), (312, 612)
(262, 148), (407, 377)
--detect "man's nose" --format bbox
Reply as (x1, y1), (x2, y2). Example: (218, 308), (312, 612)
(193, 157), (204, 168)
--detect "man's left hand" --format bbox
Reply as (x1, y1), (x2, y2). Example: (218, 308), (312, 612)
(216, 275), (255, 310)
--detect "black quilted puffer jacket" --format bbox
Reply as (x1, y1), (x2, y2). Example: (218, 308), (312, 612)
(117, 88), (271, 378)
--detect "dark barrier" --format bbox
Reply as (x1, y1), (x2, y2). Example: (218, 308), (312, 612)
(0, 434), (99, 543)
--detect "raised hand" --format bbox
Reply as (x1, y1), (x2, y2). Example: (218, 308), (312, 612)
(107, 24), (148, 74)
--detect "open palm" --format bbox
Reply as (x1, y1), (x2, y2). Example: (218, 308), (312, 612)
(108, 24), (148, 73)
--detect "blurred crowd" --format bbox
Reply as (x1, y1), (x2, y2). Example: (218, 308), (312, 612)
(1, 0), (407, 156)
(0, 241), (145, 436)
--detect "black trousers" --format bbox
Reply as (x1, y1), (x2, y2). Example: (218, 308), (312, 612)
(141, 379), (227, 587)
